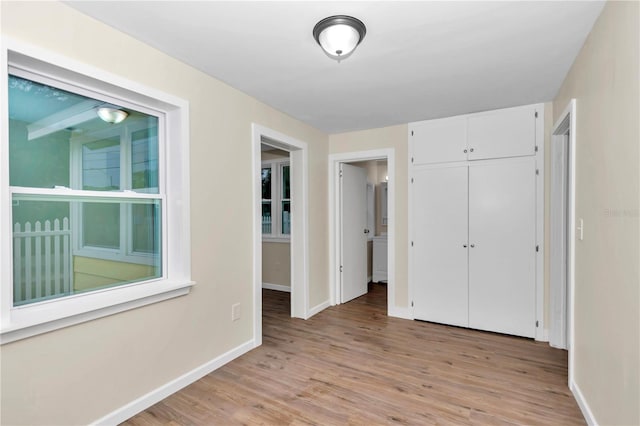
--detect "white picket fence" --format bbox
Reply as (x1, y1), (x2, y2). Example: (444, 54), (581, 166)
(13, 218), (72, 305)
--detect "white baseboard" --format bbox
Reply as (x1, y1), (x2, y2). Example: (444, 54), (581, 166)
(306, 300), (330, 319)
(262, 282), (291, 292)
(388, 306), (413, 320)
(570, 380), (597, 425)
(92, 339), (256, 425)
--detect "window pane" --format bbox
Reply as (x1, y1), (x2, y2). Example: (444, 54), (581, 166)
(262, 202), (272, 234)
(131, 126), (159, 192)
(132, 203), (160, 253)
(8, 73), (159, 191)
(282, 165), (290, 199)
(282, 201), (291, 235)
(12, 195), (162, 307)
(82, 137), (120, 190)
(261, 167), (271, 199)
(83, 202), (120, 249)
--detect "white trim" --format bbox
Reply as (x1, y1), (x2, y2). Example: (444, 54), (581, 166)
(1, 38), (192, 342)
(262, 283), (291, 293)
(535, 104), (546, 341)
(252, 124), (310, 350)
(328, 149), (398, 317)
(552, 99), (577, 383)
(261, 237), (290, 244)
(307, 300), (330, 319)
(388, 306), (413, 320)
(1, 283), (192, 345)
(91, 339), (256, 426)
(570, 381), (597, 426)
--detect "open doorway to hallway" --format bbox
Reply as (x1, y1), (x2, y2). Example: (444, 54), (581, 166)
(329, 149), (396, 315)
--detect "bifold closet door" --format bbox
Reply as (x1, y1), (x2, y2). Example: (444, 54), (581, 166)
(412, 165), (469, 327)
(468, 158), (536, 338)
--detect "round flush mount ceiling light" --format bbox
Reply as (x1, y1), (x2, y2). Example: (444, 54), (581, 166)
(97, 107), (128, 124)
(313, 15), (366, 62)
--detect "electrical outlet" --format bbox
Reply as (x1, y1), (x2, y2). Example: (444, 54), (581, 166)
(232, 303), (241, 321)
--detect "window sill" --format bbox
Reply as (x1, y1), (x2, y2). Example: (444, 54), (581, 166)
(0, 280), (194, 345)
(262, 237), (291, 244)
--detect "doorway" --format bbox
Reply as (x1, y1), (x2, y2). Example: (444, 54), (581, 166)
(252, 124), (309, 347)
(549, 100), (576, 381)
(329, 149), (396, 314)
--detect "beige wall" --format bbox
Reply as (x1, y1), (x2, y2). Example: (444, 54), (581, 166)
(262, 242), (290, 287)
(553, 1), (639, 424)
(329, 125), (409, 309)
(0, 2), (328, 425)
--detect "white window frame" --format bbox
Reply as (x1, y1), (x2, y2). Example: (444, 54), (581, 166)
(261, 158), (290, 242)
(0, 39), (193, 344)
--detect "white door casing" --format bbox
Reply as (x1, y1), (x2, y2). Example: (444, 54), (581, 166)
(412, 165), (469, 327)
(340, 163), (368, 303)
(468, 158), (537, 338)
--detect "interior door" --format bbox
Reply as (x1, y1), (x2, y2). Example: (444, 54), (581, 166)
(468, 158), (536, 338)
(412, 165), (469, 327)
(549, 135), (569, 349)
(340, 163), (368, 303)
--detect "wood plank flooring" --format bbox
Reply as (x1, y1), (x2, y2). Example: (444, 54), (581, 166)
(123, 283), (584, 425)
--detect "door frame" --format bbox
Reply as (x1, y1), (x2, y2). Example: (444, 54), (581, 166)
(550, 99), (577, 383)
(252, 124), (309, 347)
(328, 149), (397, 314)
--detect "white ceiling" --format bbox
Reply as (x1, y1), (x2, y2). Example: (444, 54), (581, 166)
(66, 1), (605, 134)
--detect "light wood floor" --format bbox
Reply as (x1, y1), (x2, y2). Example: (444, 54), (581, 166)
(123, 284), (584, 425)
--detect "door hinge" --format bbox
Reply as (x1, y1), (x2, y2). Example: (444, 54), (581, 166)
(536, 320), (539, 327)
(411, 241), (414, 247)
(535, 111), (538, 118)
(339, 170), (343, 178)
(536, 169), (539, 175)
(536, 245), (539, 252)
(411, 301), (414, 307)
(411, 157), (414, 163)
(535, 145), (538, 152)
(411, 130), (414, 136)
(411, 177), (414, 183)
(340, 265), (343, 272)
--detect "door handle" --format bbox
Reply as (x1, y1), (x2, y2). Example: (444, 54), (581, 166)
(364, 229), (370, 234)
(463, 244), (468, 248)
(470, 244), (475, 248)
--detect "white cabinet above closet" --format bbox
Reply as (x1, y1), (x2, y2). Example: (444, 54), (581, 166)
(409, 104), (541, 165)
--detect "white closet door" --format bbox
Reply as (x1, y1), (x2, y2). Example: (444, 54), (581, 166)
(410, 116), (468, 165)
(413, 165), (469, 327)
(468, 158), (536, 337)
(467, 104), (537, 160)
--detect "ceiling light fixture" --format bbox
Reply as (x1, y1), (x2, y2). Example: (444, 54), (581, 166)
(313, 15), (366, 62)
(97, 107), (128, 124)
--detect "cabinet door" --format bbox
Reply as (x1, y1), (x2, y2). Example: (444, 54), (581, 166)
(412, 165), (469, 327)
(468, 158), (536, 337)
(410, 116), (467, 165)
(467, 104), (537, 160)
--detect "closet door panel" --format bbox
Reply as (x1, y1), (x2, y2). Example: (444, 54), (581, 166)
(412, 165), (469, 327)
(468, 158), (536, 337)
(467, 105), (536, 160)
(410, 116), (467, 165)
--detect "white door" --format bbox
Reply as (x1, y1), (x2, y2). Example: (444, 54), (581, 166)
(412, 165), (469, 327)
(340, 163), (368, 303)
(550, 135), (569, 349)
(468, 158), (536, 338)
(467, 104), (537, 160)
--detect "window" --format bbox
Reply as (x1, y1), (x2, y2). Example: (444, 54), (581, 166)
(261, 159), (290, 240)
(1, 45), (191, 343)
